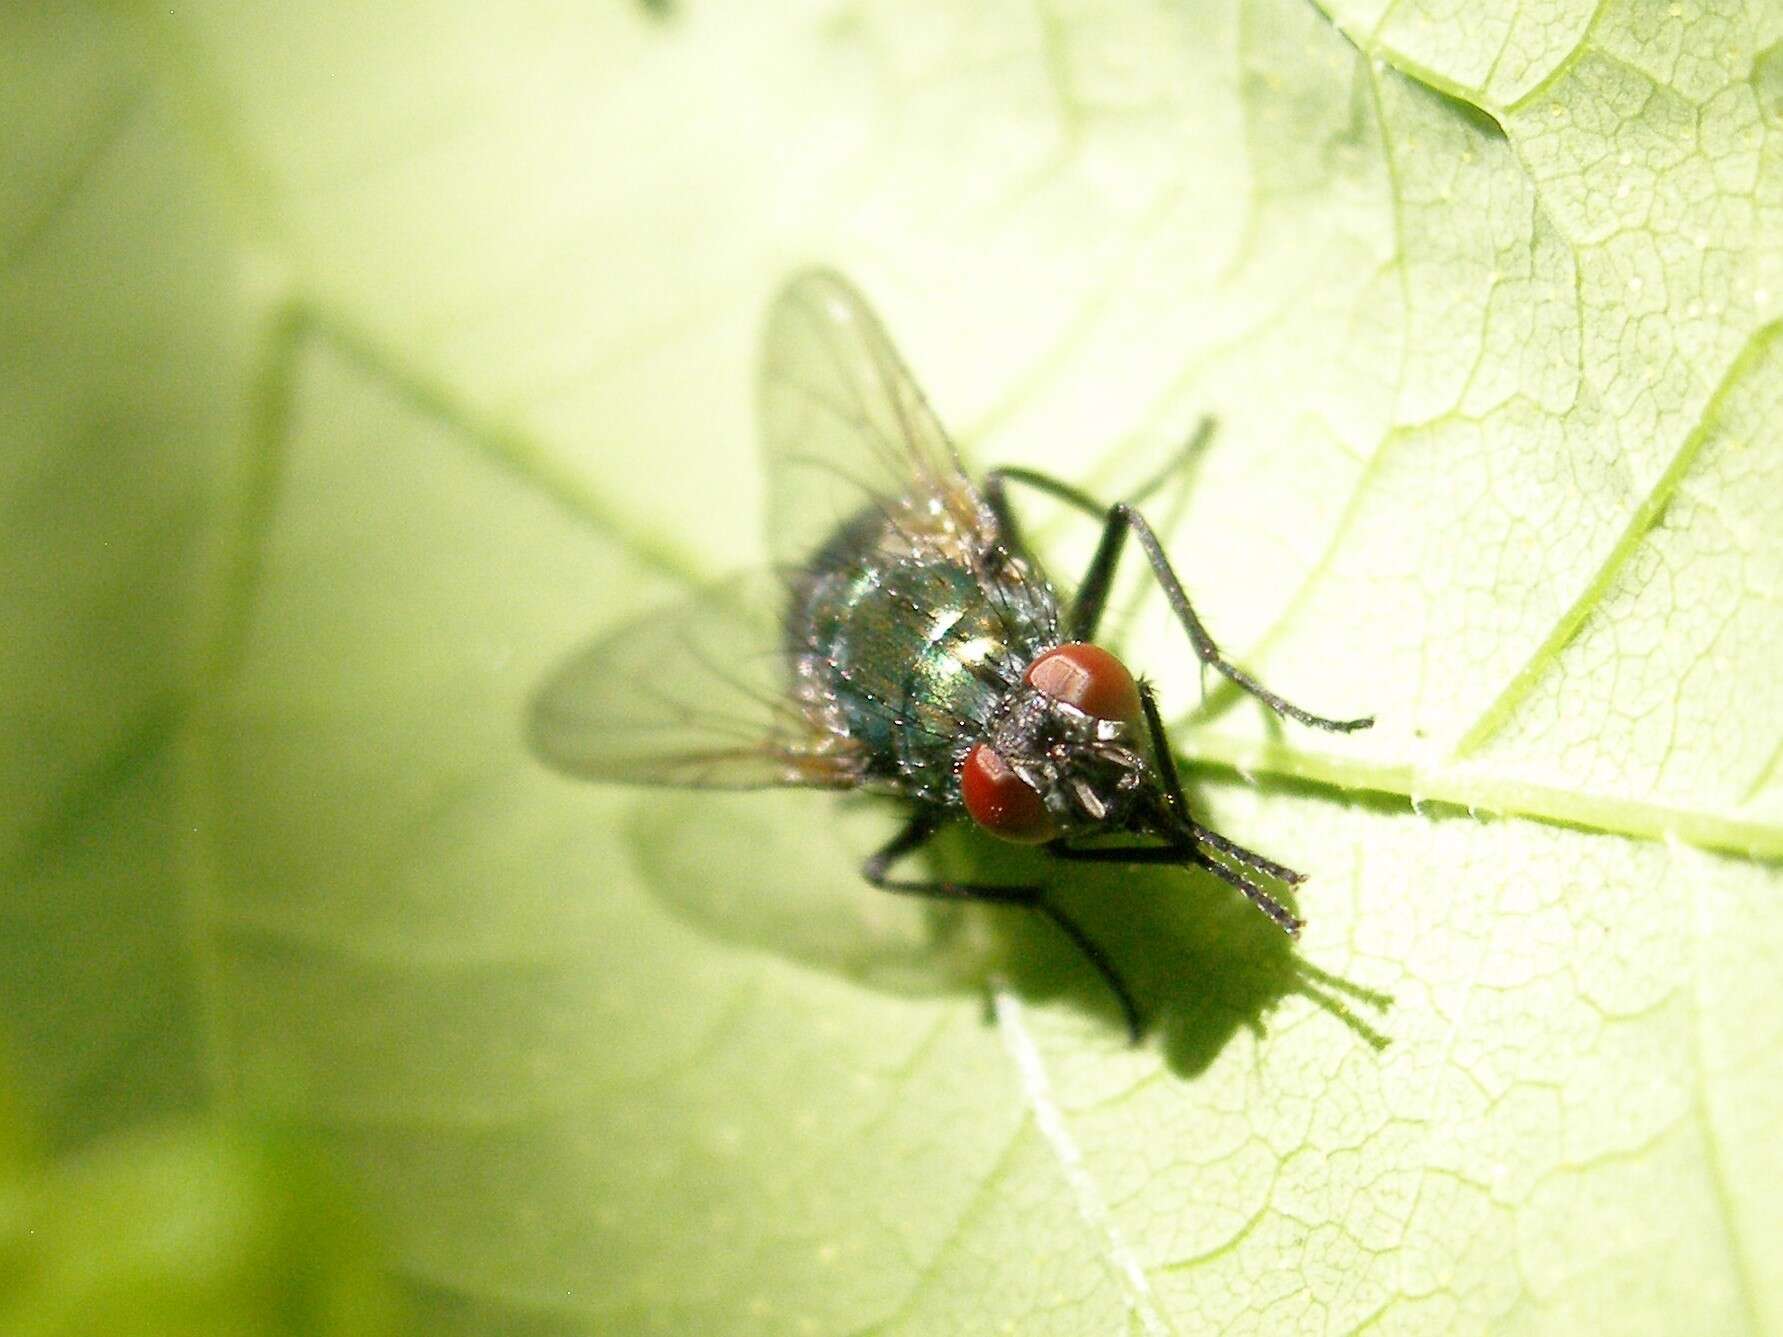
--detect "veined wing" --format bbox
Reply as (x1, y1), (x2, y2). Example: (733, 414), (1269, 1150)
(758, 269), (998, 572)
(527, 575), (867, 790)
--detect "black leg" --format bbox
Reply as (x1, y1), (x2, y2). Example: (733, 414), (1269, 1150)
(988, 465), (1373, 732)
(1048, 839), (1304, 937)
(1058, 680), (1308, 936)
(1108, 504), (1372, 732)
(1045, 843), (1191, 864)
(1178, 846), (1307, 936)
(981, 472), (1024, 554)
(1136, 681), (1308, 887)
(1125, 416), (1215, 507)
(1183, 821), (1307, 887)
(985, 417), (1214, 532)
(981, 465), (1119, 640)
(986, 420), (1211, 642)
(1137, 680), (1189, 819)
(981, 466), (1084, 568)
(864, 808), (1142, 1042)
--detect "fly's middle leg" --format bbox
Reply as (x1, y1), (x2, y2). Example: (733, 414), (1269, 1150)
(863, 808), (1142, 1042)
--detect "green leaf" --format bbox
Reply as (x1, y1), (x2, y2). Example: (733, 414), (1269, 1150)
(4, 2), (1780, 1334)
(0, 1115), (411, 1337)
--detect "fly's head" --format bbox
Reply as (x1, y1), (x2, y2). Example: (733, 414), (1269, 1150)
(960, 643), (1166, 844)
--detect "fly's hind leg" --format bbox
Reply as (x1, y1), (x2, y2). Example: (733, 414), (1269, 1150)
(865, 808), (1141, 1042)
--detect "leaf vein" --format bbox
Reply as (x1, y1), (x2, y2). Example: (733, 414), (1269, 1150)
(1452, 318), (1783, 759)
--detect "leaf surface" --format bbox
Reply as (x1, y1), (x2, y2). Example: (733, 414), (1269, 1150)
(3, 2), (1780, 1333)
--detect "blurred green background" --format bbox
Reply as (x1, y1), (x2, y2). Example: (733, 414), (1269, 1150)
(3, 2), (1781, 1334)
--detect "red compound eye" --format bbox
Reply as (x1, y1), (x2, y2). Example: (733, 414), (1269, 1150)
(961, 742), (1056, 843)
(1024, 642), (1141, 725)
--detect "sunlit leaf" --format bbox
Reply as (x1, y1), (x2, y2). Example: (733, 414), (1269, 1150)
(3, 2), (1779, 1333)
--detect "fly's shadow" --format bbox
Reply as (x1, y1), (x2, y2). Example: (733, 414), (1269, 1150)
(625, 783), (1391, 1076)
(926, 781), (1393, 1072)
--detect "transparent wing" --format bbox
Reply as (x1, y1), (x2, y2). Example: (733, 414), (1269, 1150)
(527, 575), (867, 790)
(758, 268), (998, 571)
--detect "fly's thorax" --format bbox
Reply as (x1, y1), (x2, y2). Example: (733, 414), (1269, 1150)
(783, 510), (1064, 803)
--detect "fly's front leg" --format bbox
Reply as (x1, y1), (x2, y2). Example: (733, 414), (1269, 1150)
(1109, 505), (1372, 731)
(1049, 681), (1306, 936)
(864, 807), (1141, 1041)
(1136, 680), (1190, 822)
(988, 466), (1373, 731)
(1137, 681), (1306, 887)
(1047, 838), (1305, 937)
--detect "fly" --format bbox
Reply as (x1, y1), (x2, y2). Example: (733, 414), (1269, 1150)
(529, 270), (1373, 1041)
